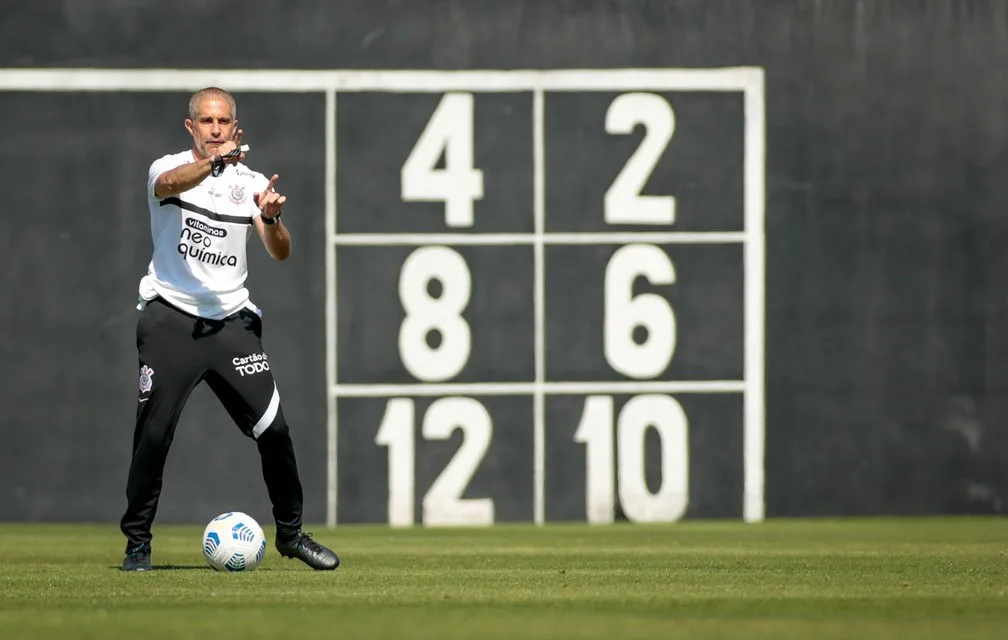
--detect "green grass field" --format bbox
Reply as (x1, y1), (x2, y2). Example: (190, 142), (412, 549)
(1, 517), (1006, 639)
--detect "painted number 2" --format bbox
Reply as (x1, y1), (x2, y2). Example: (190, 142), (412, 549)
(375, 397), (495, 527)
(604, 92), (677, 225)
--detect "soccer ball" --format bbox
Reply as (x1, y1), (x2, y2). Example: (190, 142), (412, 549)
(202, 511), (267, 572)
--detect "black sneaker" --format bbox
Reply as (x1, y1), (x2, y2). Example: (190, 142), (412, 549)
(122, 543), (152, 572)
(276, 532), (339, 571)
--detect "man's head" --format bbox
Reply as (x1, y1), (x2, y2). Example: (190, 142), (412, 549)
(185, 87), (238, 160)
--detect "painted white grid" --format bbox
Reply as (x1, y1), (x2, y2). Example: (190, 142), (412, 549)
(0, 67), (765, 527)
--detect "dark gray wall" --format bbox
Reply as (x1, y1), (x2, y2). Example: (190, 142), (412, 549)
(2, 0), (1006, 526)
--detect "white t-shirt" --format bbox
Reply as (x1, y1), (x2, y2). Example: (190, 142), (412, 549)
(137, 150), (270, 320)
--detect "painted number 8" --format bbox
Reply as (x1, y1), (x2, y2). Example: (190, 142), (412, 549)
(398, 246), (472, 382)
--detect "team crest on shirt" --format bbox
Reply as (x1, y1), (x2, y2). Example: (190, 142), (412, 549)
(228, 185), (246, 205)
(139, 365), (154, 394)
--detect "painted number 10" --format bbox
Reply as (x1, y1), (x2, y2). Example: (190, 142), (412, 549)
(574, 394), (689, 523)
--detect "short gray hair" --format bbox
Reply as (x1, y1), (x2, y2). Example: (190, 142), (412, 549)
(188, 87), (236, 121)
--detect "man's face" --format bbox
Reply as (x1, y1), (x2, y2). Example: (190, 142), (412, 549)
(185, 98), (236, 159)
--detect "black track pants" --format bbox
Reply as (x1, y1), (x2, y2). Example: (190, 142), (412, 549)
(120, 297), (304, 549)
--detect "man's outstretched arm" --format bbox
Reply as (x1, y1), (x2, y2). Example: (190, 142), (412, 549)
(153, 131), (245, 199)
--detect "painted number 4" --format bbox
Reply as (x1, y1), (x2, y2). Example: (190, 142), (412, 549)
(401, 92), (484, 227)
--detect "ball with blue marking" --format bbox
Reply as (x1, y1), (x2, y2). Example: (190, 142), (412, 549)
(202, 511), (267, 572)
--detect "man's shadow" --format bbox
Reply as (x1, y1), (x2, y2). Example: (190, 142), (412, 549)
(108, 564), (273, 571)
(107, 564), (207, 571)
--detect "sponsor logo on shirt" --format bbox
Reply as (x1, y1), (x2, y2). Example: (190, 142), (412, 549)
(177, 217), (238, 267)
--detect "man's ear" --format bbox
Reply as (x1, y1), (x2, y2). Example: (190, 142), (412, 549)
(184, 118), (194, 135)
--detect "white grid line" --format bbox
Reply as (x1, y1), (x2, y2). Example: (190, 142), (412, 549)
(0, 68), (762, 92)
(324, 89), (338, 528)
(533, 88), (546, 527)
(331, 232), (747, 246)
(330, 381), (746, 397)
(743, 75), (767, 524)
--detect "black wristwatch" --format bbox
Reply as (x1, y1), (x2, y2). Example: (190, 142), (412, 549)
(262, 210), (281, 225)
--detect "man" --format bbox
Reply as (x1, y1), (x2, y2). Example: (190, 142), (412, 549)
(120, 87), (339, 572)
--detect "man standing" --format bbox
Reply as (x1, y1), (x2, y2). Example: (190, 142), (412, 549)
(120, 87), (339, 572)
